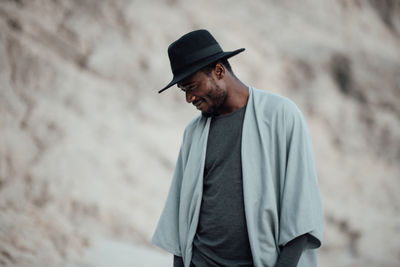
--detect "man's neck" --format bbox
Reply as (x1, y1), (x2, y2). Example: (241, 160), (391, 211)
(218, 78), (249, 115)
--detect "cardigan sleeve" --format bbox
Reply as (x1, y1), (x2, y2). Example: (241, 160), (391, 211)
(277, 100), (323, 249)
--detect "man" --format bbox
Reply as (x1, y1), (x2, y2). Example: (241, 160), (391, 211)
(152, 29), (323, 267)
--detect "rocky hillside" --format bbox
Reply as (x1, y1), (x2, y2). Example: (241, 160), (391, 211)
(0, 0), (399, 266)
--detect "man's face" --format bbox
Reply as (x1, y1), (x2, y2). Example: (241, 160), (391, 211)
(178, 70), (227, 117)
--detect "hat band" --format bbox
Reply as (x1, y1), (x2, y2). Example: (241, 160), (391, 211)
(172, 43), (222, 73)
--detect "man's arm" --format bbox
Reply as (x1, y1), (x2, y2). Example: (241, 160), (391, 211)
(174, 255), (184, 267)
(275, 233), (311, 267)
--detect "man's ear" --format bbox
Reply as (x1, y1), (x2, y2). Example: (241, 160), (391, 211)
(213, 63), (225, 80)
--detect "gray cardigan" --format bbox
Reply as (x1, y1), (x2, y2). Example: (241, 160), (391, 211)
(152, 87), (323, 267)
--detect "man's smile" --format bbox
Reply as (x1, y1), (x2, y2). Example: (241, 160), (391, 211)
(193, 100), (203, 109)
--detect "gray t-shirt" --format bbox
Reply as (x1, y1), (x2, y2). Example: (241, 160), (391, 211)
(191, 105), (253, 267)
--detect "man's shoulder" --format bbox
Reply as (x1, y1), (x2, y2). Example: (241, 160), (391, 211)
(252, 88), (300, 117)
(184, 115), (203, 131)
(181, 115), (207, 141)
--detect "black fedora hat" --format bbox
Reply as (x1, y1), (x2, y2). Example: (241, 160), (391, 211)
(158, 29), (245, 93)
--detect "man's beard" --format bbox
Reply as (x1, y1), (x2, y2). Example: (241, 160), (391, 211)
(201, 81), (226, 118)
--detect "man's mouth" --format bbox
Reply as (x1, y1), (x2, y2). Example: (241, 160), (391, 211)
(193, 100), (203, 109)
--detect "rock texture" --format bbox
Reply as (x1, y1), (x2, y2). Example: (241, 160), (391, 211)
(0, 0), (399, 266)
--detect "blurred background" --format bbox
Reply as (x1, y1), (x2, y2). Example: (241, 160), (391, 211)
(0, 0), (399, 266)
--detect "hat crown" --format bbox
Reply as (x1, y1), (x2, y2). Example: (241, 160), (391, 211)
(168, 29), (223, 74)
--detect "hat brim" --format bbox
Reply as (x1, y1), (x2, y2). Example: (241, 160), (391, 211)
(158, 48), (245, 93)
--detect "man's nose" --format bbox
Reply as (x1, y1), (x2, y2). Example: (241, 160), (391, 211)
(186, 92), (196, 103)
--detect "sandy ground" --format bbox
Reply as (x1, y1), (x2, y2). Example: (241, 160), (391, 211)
(69, 239), (171, 267)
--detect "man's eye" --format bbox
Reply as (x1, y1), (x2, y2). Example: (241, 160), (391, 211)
(182, 86), (195, 92)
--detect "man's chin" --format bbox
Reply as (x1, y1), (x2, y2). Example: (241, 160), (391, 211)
(201, 108), (218, 118)
(201, 112), (212, 118)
